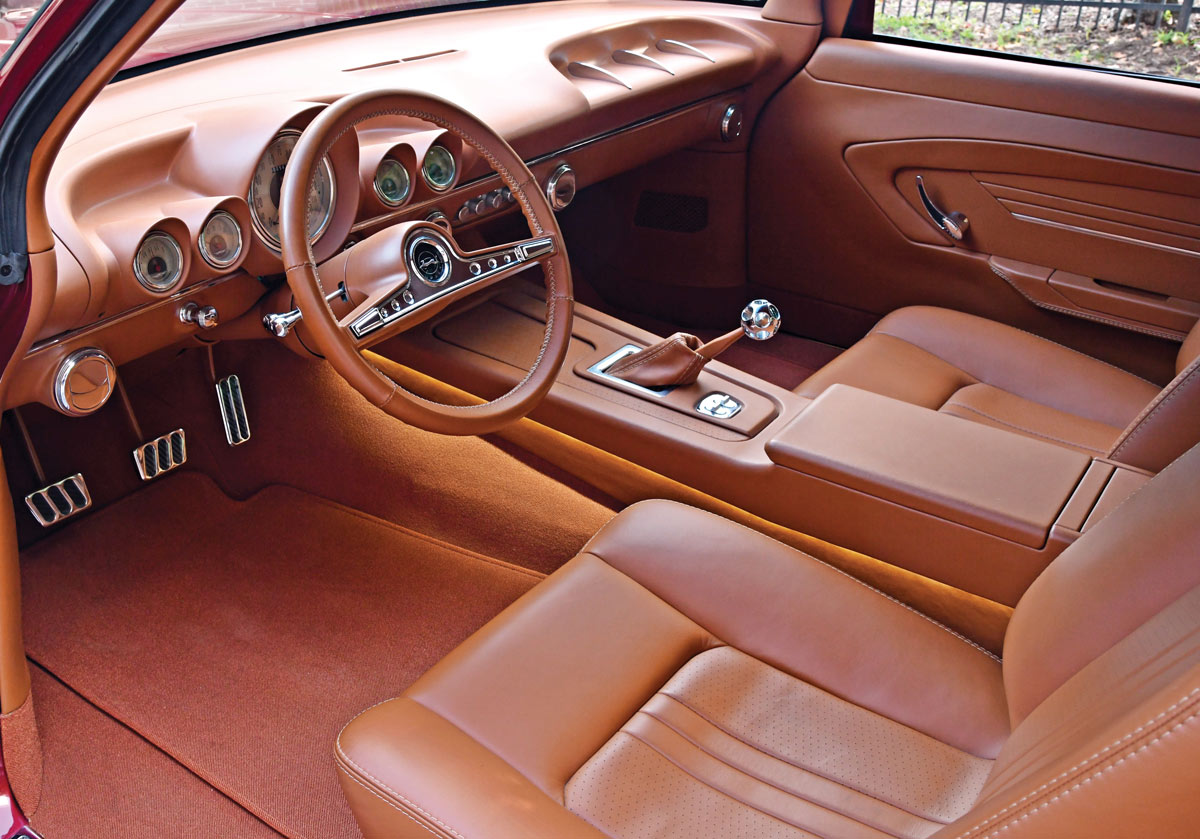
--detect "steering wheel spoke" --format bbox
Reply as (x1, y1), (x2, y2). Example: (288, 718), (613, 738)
(279, 89), (572, 434)
(342, 226), (559, 346)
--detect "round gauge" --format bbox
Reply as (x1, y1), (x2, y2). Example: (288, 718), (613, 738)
(374, 158), (411, 207)
(199, 211), (243, 269)
(248, 130), (336, 250)
(134, 232), (184, 292)
(422, 145), (456, 192)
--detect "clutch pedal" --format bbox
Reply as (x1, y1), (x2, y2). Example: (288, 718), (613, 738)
(25, 474), (92, 527)
(133, 429), (186, 480)
(215, 375), (250, 446)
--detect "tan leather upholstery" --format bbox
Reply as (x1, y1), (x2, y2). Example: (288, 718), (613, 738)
(606, 328), (744, 387)
(336, 443), (1200, 838)
(795, 306), (1160, 458)
(1107, 317), (1200, 472)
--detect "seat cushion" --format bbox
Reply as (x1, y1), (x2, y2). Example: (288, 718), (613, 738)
(336, 500), (1008, 839)
(795, 307), (1160, 456)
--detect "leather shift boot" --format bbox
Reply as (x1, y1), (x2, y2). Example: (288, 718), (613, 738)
(607, 328), (742, 387)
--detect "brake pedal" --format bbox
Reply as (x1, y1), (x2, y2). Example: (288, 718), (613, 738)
(133, 429), (186, 481)
(26, 474), (92, 527)
(215, 375), (250, 446)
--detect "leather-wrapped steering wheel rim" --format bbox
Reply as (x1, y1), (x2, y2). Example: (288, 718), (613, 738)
(279, 89), (573, 435)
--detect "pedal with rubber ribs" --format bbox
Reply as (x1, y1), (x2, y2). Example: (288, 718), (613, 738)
(25, 473), (92, 527)
(133, 428), (186, 480)
(216, 374), (250, 446)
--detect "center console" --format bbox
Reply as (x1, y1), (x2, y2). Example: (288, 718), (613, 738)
(384, 282), (1151, 607)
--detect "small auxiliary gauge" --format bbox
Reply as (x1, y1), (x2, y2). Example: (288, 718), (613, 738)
(134, 232), (184, 292)
(422, 146), (456, 192)
(199, 211), (243, 269)
(374, 158), (411, 206)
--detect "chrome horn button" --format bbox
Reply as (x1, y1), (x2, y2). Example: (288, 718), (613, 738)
(407, 233), (453, 287)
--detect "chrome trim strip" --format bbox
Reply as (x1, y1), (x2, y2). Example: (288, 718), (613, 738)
(28, 273), (239, 356)
(586, 345), (675, 399)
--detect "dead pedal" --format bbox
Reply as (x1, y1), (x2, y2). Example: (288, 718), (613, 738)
(133, 429), (187, 481)
(216, 375), (250, 446)
(26, 473), (92, 527)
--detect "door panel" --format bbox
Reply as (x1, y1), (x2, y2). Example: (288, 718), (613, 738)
(748, 37), (1200, 381)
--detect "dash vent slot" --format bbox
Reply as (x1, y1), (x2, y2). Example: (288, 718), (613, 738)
(656, 39), (715, 63)
(26, 473), (92, 527)
(612, 49), (674, 75)
(567, 61), (631, 89)
(344, 49), (458, 72)
(133, 429), (187, 481)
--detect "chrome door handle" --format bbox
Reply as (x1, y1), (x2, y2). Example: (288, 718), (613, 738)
(916, 175), (969, 242)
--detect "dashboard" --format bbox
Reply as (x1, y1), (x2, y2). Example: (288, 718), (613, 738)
(7, 0), (820, 414)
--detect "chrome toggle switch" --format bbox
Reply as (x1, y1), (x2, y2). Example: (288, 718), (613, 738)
(696, 392), (743, 420)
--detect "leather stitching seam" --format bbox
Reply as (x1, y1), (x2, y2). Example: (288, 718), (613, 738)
(940, 401), (1109, 454)
(584, 502), (1001, 663)
(1109, 356), (1200, 460)
(647, 692), (957, 826)
(615, 727), (834, 838)
(986, 261), (1183, 348)
(953, 686), (1200, 838)
(968, 704), (1200, 839)
(337, 758), (456, 839)
(335, 738), (468, 839)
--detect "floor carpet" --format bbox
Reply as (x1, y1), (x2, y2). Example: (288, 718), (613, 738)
(22, 472), (545, 839)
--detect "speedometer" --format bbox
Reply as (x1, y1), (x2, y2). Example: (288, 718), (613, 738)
(248, 130), (336, 250)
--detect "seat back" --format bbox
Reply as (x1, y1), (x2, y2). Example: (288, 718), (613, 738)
(1107, 321), (1200, 472)
(935, 443), (1200, 837)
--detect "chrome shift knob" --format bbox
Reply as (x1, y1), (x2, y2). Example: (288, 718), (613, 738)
(740, 299), (781, 341)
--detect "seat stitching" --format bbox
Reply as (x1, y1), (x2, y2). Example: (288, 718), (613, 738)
(1110, 356), (1200, 460)
(987, 261), (1183, 348)
(335, 736), (468, 839)
(648, 693), (955, 827)
(337, 759), (456, 839)
(940, 401), (1109, 454)
(584, 503), (1001, 663)
(952, 687), (1200, 837)
(966, 705), (1200, 839)
(617, 727), (833, 838)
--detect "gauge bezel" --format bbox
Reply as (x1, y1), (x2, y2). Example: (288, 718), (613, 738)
(198, 210), (244, 269)
(248, 128), (337, 252)
(421, 145), (457, 193)
(133, 231), (185, 293)
(373, 157), (412, 207)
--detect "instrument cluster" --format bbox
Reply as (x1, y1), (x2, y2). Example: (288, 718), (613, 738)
(109, 120), (467, 315)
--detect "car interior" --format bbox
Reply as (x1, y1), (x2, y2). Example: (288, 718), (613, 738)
(0, 0), (1197, 836)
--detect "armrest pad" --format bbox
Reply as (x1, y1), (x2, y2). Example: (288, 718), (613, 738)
(766, 385), (1091, 547)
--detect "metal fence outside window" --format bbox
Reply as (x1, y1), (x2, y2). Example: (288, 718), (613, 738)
(876, 0), (1196, 31)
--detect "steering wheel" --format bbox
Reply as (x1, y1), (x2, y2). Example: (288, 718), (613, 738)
(279, 90), (573, 435)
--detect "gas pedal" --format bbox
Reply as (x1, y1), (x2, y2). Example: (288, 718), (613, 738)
(215, 375), (250, 446)
(133, 429), (187, 481)
(26, 473), (92, 527)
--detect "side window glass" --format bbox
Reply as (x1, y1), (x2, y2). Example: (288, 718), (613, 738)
(874, 0), (1199, 82)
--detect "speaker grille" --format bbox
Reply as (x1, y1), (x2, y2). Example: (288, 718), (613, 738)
(633, 191), (708, 233)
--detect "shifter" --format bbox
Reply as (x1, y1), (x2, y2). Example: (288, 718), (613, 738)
(607, 299), (781, 388)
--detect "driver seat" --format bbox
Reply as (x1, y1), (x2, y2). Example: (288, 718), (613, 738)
(336, 443), (1200, 838)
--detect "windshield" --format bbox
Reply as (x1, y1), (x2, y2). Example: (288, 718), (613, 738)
(126, 0), (481, 70)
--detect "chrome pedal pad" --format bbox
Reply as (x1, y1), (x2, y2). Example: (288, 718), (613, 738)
(133, 429), (186, 481)
(26, 473), (92, 527)
(216, 375), (250, 446)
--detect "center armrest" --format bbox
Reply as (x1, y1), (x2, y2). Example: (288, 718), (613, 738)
(765, 385), (1092, 547)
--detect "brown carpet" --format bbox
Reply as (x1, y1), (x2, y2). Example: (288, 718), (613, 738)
(29, 664), (285, 838)
(22, 472), (544, 839)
